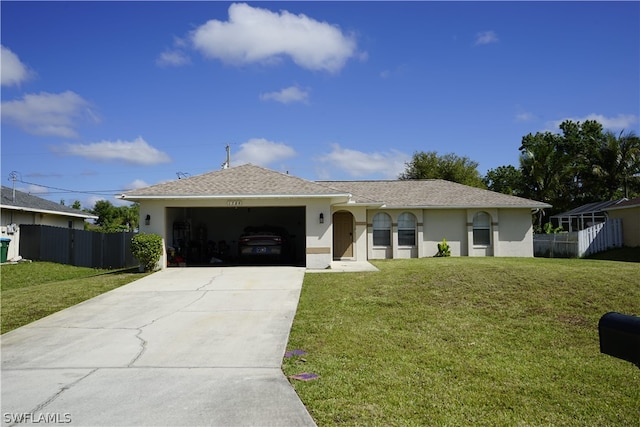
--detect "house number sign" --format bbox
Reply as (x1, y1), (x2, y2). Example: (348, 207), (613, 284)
(227, 200), (243, 207)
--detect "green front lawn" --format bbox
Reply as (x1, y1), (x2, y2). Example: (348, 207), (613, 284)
(1, 262), (147, 334)
(283, 257), (639, 426)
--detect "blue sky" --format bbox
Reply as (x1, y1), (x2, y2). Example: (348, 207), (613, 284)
(2, 1), (639, 208)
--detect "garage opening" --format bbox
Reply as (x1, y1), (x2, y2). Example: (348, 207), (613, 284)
(165, 206), (306, 267)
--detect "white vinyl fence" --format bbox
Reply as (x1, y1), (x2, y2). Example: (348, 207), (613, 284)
(534, 219), (623, 258)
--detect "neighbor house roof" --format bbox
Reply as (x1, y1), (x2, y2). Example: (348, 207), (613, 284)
(605, 196), (640, 211)
(321, 180), (551, 209)
(1, 186), (97, 219)
(121, 164), (550, 209)
(120, 164), (351, 200)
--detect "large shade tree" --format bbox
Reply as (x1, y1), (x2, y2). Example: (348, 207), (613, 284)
(90, 200), (139, 232)
(399, 151), (485, 188)
(483, 165), (524, 196)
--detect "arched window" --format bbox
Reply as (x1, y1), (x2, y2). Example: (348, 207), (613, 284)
(398, 212), (416, 246)
(473, 212), (491, 246)
(372, 212), (391, 246)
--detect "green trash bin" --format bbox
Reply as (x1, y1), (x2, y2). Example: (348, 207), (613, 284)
(0, 238), (10, 263)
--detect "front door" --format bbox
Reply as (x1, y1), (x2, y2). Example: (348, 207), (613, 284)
(333, 211), (354, 259)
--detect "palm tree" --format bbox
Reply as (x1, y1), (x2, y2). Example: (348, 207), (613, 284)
(590, 131), (640, 199)
(519, 131), (567, 213)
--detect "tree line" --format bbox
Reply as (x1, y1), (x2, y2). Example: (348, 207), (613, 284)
(401, 120), (640, 219)
(61, 199), (140, 233)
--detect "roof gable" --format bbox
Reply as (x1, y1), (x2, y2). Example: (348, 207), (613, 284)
(1, 186), (97, 219)
(122, 164), (349, 199)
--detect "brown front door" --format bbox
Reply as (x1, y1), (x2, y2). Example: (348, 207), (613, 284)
(333, 211), (354, 259)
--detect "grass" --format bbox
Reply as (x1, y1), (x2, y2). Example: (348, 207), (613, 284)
(283, 257), (640, 426)
(1, 262), (147, 334)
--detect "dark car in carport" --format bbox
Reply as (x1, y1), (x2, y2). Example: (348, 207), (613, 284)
(238, 226), (289, 263)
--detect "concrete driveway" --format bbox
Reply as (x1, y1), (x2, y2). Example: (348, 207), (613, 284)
(1, 267), (316, 426)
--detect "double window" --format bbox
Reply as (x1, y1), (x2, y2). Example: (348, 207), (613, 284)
(372, 212), (417, 246)
(473, 212), (491, 246)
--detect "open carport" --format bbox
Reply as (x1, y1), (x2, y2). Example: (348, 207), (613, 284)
(165, 206), (306, 267)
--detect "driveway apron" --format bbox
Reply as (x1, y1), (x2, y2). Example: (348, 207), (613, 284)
(1, 267), (316, 426)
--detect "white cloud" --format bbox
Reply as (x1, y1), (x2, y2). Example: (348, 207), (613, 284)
(516, 112), (536, 122)
(475, 31), (499, 46)
(260, 86), (309, 104)
(548, 113), (639, 131)
(17, 184), (48, 195)
(233, 138), (297, 167)
(317, 143), (409, 179)
(125, 179), (150, 190)
(156, 49), (191, 67)
(1, 45), (33, 86)
(58, 137), (171, 165)
(1, 91), (96, 138)
(378, 64), (409, 79)
(191, 3), (357, 73)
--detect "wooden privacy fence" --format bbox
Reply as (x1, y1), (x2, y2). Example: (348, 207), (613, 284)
(534, 219), (623, 258)
(19, 225), (137, 269)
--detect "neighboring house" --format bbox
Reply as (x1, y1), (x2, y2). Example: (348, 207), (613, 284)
(551, 199), (627, 232)
(119, 164), (551, 269)
(605, 197), (640, 247)
(0, 186), (97, 261)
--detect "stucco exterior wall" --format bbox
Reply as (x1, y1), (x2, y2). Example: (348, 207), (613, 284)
(136, 197), (539, 268)
(608, 206), (640, 247)
(423, 209), (468, 256)
(0, 226), (20, 261)
(1, 209), (86, 229)
(496, 208), (535, 257)
(363, 208), (535, 259)
(305, 199), (332, 269)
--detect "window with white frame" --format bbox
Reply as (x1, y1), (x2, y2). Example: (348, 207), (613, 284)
(473, 211), (491, 246)
(398, 212), (416, 246)
(372, 212), (391, 246)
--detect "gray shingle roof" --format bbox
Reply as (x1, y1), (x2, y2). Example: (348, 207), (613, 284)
(605, 197), (640, 210)
(122, 164), (550, 209)
(1, 186), (97, 219)
(321, 180), (551, 208)
(122, 164), (349, 198)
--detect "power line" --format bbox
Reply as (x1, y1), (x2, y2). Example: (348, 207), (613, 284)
(10, 176), (134, 197)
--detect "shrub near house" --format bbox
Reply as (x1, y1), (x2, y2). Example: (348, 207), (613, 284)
(130, 234), (163, 272)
